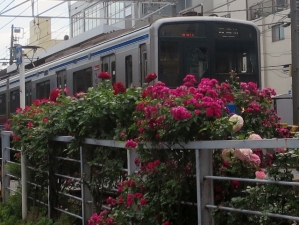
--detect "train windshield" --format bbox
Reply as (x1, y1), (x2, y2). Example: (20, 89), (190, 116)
(158, 21), (259, 88)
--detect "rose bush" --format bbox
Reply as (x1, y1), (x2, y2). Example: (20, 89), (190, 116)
(7, 72), (298, 225)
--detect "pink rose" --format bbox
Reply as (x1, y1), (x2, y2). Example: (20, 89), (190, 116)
(235, 148), (252, 161)
(274, 148), (286, 153)
(255, 170), (266, 179)
(248, 134), (262, 140)
(229, 114), (244, 132)
(125, 139), (137, 148)
(221, 148), (235, 162)
(248, 153), (261, 167)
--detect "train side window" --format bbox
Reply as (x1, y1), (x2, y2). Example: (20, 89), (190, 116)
(56, 70), (67, 88)
(111, 61), (116, 84)
(0, 93), (6, 115)
(103, 63), (108, 72)
(125, 55), (132, 87)
(25, 81), (32, 106)
(73, 67), (92, 94)
(10, 89), (20, 113)
(139, 44), (147, 85)
(36, 80), (50, 99)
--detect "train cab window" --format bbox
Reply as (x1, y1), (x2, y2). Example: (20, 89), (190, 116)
(57, 70), (67, 88)
(158, 41), (180, 87)
(125, 55), (133, 87)
(10, 89), (20, 113)
(215, 46), (255, 74)
(139, 44), (147, 85)
(0, 93), (6, 115)
(25, 81), (32, 106)
(73, 67), (92, 94)
(36, 80), (50, 99)
(214, 24), (258, 82)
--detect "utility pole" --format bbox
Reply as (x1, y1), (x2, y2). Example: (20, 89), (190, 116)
(15, 44), (27, 219)
(9, 25), (14, 65)
(291, 1), (299, 125)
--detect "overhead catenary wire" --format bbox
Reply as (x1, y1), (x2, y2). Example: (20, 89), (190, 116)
(0, 0), (15, 14)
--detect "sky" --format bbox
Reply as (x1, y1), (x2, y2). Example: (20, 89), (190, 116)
(0, 0), (71, 69)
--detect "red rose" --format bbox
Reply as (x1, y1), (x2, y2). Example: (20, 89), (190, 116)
(113, 82), (126, 94)
(223, 161), (230, 167)
(140, 198), (147, 205)
(49, 88), (60, 102)
(231, 180), (240, 189)
(43, 117), (49, 123)
(98, 71), (111, 79)
(4, 123), (10, 131)
(145, 73), (157, 82)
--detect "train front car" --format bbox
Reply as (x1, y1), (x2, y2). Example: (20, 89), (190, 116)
(150, 17), (261, 88)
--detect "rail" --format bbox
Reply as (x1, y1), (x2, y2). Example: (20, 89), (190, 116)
(2, 130), (299, 225)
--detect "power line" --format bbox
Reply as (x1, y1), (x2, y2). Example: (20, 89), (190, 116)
(0, 2), (33, 30)
(0, 0), (15, 14)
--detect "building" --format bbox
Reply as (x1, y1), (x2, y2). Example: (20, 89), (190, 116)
(25, 18), (64, 58)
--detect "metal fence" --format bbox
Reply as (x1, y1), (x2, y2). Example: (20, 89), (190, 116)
(2, 130), (299, 225)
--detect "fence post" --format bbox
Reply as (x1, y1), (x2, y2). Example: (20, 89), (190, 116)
(1, 131), (11, 202)
(127, 149), (139, 175)
(195, 149), (214, 225)
(21, 146), (28, 219)
(80, 146), (93, 225)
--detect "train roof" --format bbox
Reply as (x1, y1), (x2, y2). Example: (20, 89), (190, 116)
(151, 16), (259, 29)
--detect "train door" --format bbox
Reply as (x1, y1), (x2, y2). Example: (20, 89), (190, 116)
(25, 81), (32, 106)
(139, 44), (147, 85)
(182, 42), (208, 82)
(101, 54), (116, 83)
(56, 70), (67, 88)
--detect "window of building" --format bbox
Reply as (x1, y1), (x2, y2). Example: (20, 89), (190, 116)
(248, 0), (290, 21)
(72, 12), (84, 37)
(85, 3), (101, 32)
(272, 24), (284, 42)
(275, 0), (289, 12)
(142, 3), (161, 16)
(108, 2), (125, 25)
(125, 2), (131, 17)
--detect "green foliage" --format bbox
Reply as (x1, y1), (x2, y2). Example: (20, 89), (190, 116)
(0, 194), (22, 225)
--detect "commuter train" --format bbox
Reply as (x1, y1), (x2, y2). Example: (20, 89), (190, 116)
(0, 16), (261, 125)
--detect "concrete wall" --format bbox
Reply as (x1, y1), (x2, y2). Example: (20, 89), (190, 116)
(254, 9), (292, 94)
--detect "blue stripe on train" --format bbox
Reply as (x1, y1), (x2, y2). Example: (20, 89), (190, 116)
(4, 33), (149, 87)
